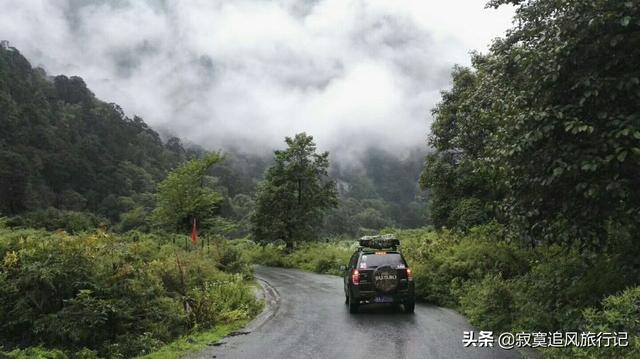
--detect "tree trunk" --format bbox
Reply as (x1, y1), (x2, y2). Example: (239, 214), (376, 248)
(286, 227), (294, 252)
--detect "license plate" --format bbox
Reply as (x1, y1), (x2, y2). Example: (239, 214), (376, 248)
(374, 295), (392, 303)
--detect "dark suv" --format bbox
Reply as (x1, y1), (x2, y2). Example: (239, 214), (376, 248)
(341, 235), (415, 314)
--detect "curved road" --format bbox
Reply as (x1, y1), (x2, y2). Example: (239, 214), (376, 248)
(189, 266), (520, 359)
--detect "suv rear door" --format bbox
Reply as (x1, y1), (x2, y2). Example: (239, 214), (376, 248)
(356, 252), (409, 292)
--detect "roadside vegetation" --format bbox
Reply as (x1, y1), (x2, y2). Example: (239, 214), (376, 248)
(413, 0), (638, 357)
(398, 225), (640, 358)
(257, 223), (639, 358)
(0, 0), (638, 358)
(0, 227), (262, 359)
(250, 240), (353, 276)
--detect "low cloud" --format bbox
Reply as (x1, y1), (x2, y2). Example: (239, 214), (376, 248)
(0, 0), (513, 159)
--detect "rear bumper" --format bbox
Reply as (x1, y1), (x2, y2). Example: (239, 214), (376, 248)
(350, 283), (415, 304)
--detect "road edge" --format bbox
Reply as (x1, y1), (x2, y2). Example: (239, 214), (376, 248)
(245, 274), (281, 332)
(184, 270), (281, 359)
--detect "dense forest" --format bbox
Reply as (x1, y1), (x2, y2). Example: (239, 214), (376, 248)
(0, 0), (638, 357)
(0, 42), (427, 237)
(0, 41), (189, 227)
(421, 0), (640, 249)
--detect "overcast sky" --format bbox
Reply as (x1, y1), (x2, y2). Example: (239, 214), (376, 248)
(0, 0), (514, 157)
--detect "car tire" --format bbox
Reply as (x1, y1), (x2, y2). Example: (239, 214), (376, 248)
(348, 294), (359, 314)
(404, 300), (415, 313)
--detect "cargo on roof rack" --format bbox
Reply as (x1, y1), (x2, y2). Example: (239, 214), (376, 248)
(358, 234), (400, 250)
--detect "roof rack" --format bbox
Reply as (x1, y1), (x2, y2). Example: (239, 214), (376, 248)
(358, 234), (399, 251)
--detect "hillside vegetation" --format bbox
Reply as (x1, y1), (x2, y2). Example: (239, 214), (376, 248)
(0, 226), (261, 358)
(0, 43), (427, 358)
(0, 0), (638, 358)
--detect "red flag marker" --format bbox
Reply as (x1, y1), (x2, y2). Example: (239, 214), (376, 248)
(191, 218), (197, 244)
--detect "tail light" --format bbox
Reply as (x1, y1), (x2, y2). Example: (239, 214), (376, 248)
(406, 268), (413, 281)
(351, 269), (360, 285)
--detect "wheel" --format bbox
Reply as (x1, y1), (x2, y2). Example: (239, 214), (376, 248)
(404, 300), (415, 313)
(348, 294), (359, 314)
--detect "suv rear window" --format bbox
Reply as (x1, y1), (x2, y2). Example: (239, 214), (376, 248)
(358, 253), (405, 269)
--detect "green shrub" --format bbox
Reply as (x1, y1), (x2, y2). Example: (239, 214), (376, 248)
(210, 240), (253, 278)
(0, 228), (260, 358)
(459, 274), (515, 333)
(248, 243), (291, 267)
(286, 242), (352, 275)
(546, 286), (640, 358)
(8, 208), (106, 233)
(244, 239), (353, 276)
(117, 207), (150, 232)
(239, 224), (639, 359)
(399, 224), (529, 306)
(397, 223), (640, 346)
(1, 347), (70, 359)
(188, 277), (262, 327)
(448, 198), (490, 232)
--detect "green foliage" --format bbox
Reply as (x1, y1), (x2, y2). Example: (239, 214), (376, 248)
(396, 225), (640, 353)
(118, 206), (151, 232)
(1, 347), (71, 359)
(459, 274), (515, 332)
(422, 0), (640, 248)
(247, 243), (291, 268)
(543, 286), (640, 358)
(223, 194), (256, 237)
(152, 154), (223, 232)
(285, 241), (353, 275)
(0, 228), (261, 358)
(399, 224), (529, 306)
(7, 208), (106, 233)
(251, 133), (337, 248)
(246, 240), (353, 275)
(416, 2), (640, 354)
(327, 148), (429, 236)
(136, 321), (246, 359)
(0, 45), (226, 235)
(0, 150), (30, 214)
(420, 65), (501, 231)
(0, 46), (188, 223)
(487, 0), (640, 247)
(208, 239), (254, 278)
(571, 287), (640, 358)
(448, 198), (490, 232)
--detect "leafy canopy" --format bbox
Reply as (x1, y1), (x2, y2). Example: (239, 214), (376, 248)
(422, 0), (640, 249)
(152, 153), (223, 231)
(251, 133), (337, 248)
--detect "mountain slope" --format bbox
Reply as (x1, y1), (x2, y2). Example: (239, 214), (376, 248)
(0, 44), (184, 218)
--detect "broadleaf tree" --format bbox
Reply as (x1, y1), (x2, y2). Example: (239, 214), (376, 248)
(252, 133), (337, 249)
(152, 153), (223, 232)
(422, 0), (640, 249)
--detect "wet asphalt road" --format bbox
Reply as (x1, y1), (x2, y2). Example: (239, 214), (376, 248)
(189, 266), (521, 359)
